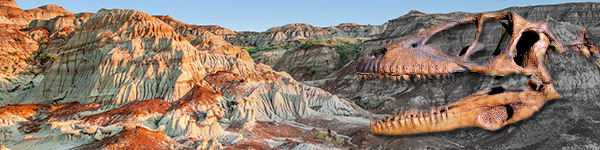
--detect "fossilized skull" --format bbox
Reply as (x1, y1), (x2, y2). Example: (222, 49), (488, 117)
(357, 12), (565, 135)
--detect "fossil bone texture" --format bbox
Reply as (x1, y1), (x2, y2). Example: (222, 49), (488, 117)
(357, 12), (570, 135)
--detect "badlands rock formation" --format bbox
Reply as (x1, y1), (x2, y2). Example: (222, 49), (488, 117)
(0, 0), (31, 29)
(0, 4), (362, 149)
(25, 5), (74, 21)
(154, 15), (252, 62)
(0, 0), (71, 105)
(155, 15), (237, 42)
(229, 22), (385, 47)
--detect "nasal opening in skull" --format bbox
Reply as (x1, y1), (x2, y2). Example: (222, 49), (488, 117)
(514, 31), (539, 67)
(488, 86), (506, 95)
(426, 22), (476, 57)
(368, 48), (387, 59)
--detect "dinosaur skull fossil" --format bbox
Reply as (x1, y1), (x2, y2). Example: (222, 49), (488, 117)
(357, 12), (565, 135)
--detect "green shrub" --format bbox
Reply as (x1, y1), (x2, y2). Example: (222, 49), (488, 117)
(314, 131), (345, 147)
(309, 66), (319, 75)
(39, 52), (58, 64)
(315, 131), (326, 139)
(300, 40), (315, 49)
(336, 43), (362, 70)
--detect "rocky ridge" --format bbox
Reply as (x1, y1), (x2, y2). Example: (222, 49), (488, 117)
(25, 5), (74, 21)
(229, 22), (386, 47)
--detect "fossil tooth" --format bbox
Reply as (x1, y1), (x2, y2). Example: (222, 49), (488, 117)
(412, 118), (420, 126)
(400, 119), (406, 127)
(392, 120), (399, 128)
(402, 75), (410, 81)
(419, 116), (426, 124)
(399, 111), (405, 120)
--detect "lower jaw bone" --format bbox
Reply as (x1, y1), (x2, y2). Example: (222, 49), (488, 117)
(370, 89), (547, 135)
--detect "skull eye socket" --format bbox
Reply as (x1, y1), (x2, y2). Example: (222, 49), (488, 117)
(514, 31), (539, 68)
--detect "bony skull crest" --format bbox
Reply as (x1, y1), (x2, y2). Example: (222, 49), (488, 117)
(357, 12), (566, 135)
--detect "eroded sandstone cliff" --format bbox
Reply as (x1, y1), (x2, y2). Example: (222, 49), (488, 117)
(0, 5), (362, 149)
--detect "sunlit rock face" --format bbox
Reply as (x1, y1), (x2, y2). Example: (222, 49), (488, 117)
(0, 0), (32, 29)
(0, 3), (361, 149)
(25, 5), (74, 21)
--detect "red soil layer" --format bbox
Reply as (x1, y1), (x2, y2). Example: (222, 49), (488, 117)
(46, 101), (102, 120)
(82, 98), (170, 126)
(74, 126), (179, 150)
(170, 84), (221, 111)
(0, 104), (47, 119)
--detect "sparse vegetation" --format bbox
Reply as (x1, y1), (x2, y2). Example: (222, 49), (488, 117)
(314, 130), (345, 147)
(246, 42), (294, 56)
(28, 69), (44, 74)
(354, 99), (387, 110)
(309, 66), (319, 75)
(335, 43), (362, 70)
(299, 40), (316, 49)
(39, 52), (58, 64)
(184, 35), (197, 41)
(28, 52), (58, 66)
(298, 38), (364, 70)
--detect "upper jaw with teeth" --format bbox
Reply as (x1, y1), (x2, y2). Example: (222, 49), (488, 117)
(357, 73), (446, 82)
(358, 12), (564, 135)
